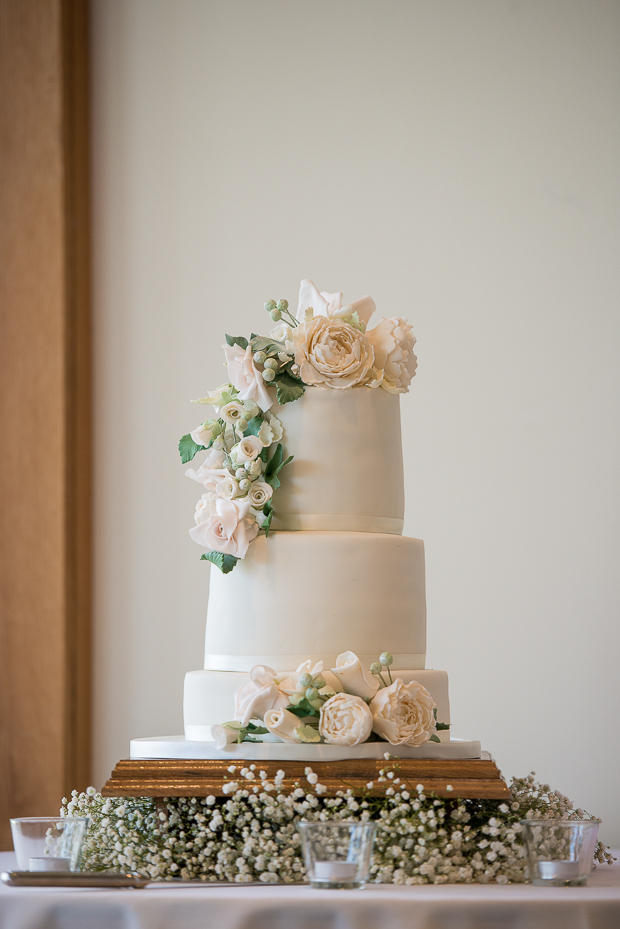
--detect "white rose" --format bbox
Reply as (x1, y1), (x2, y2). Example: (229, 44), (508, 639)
(189, 496), (259, 559)
(193, 493), (218, 525)
(211, 725), (239, 750)
(223, 343), (273, 411)
(258, 412), (284, 447)
(185, 446), (227, 489)
(319, 693), (373, 746)
(331, 651), (379, 700)
(220, 401), (246, 425)
(248, 481), (273, 508)
(366, 317), (417, 394)
(263, 707), (304, 743)
(270, 322), (294, 342)
(216, 476), (241, 500)
(190, 421), (214, 447)
(292, 316), (374, 389)
(369, 678), (436, 746)
(231, 435), (264, 463)
(234, 665), (289, 725)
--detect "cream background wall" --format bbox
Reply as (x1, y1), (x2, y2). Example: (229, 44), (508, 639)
(91, 0), (620, 844)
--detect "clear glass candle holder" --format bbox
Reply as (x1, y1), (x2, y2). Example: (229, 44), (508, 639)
(521, 819), (600, 887)
(10, 817), (89, 872)
(297, 822), (376, 889)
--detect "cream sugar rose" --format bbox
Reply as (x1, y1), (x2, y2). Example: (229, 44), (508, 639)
(130, 281), (481, 762)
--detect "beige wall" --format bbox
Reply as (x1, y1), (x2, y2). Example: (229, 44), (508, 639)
(91, 0), (620, 844)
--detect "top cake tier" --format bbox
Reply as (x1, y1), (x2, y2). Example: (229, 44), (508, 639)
(271, 387), (405, 534)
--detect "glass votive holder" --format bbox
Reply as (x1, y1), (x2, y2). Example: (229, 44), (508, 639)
(10, 817), (88, 872)
(521, 819), (600, 887)
(297, 822), (376, 889)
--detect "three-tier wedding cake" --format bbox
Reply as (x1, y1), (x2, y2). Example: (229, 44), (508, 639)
(130, 280), (480, 762)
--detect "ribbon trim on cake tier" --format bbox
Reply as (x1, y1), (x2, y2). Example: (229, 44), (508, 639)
(203, 653), (427, 673)
(271, 514), (404, 534)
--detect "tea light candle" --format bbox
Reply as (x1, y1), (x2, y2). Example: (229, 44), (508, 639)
(28, 857), (71, 872)
(537, 860), (580, 880)
(314, 861), (358, 881)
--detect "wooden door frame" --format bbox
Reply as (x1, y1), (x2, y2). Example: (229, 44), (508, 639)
(0, 0), (91, 850)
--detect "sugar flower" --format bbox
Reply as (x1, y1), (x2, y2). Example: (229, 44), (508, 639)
(234, 665), (289, 726)
(370, 678), (436, 746)
(223, 343), (273, 411)
(189, 496), (259, 559)
(319, 692), (373, 746)
(366, 317), (417, 394)
(292, 315), (374, 389)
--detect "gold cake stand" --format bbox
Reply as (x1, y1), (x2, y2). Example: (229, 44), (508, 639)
(103, 753), (510, 800)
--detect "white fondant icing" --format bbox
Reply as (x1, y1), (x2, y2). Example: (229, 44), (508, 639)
(204, 532), (427, 671)
(184, 669), (450, 743)
(271, 388), (404, 532)
(130, 736), (480, 762)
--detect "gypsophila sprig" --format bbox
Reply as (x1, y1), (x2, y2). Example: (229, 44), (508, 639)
(62, 771), (613, 884)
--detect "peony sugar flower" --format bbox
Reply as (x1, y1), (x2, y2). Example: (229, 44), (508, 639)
(369, 678), (436, 746)
(292, 316), (375, 389)
(366, 317), (417, 394)
(319, 692), (373, 746)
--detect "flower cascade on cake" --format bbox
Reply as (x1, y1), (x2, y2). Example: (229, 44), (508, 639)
(179, 280), (417, 573)
(209, 651), (450, 750)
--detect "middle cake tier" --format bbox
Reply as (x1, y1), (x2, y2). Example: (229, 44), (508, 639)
(204, 531), (427, 672)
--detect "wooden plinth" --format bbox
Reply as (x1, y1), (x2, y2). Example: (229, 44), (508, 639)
(103, 753), (510, 800)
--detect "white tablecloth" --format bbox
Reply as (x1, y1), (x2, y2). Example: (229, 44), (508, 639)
(1, 851), (619, 929)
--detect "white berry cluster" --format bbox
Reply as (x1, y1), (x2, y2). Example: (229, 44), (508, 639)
(60, 770), (611, 884)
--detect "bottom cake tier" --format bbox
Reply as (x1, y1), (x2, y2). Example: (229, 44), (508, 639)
(183, 667), (452, 743)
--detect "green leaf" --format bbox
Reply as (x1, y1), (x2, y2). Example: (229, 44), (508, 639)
(200, 552), (240, 574)
(429, 734), (441, 743)
(242, 736), (262, 743)
(265, 443), (284, 479)
(285, 699), (320, 718)
(265, 444), (293, 491)
(243, 415), (264, 438)
(225, 334), (249, 350)
(275, 371), (305, 405)
(179, 433), (208, 464)
(436, 722), (450, 731)
(250, 335), (283, 355)
(246, 723), (269, 734)
(262, 501), (274, 537)
(295, 725), (321, 743)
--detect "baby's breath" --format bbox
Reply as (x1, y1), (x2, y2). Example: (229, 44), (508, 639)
(61, 771), (613, 884)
